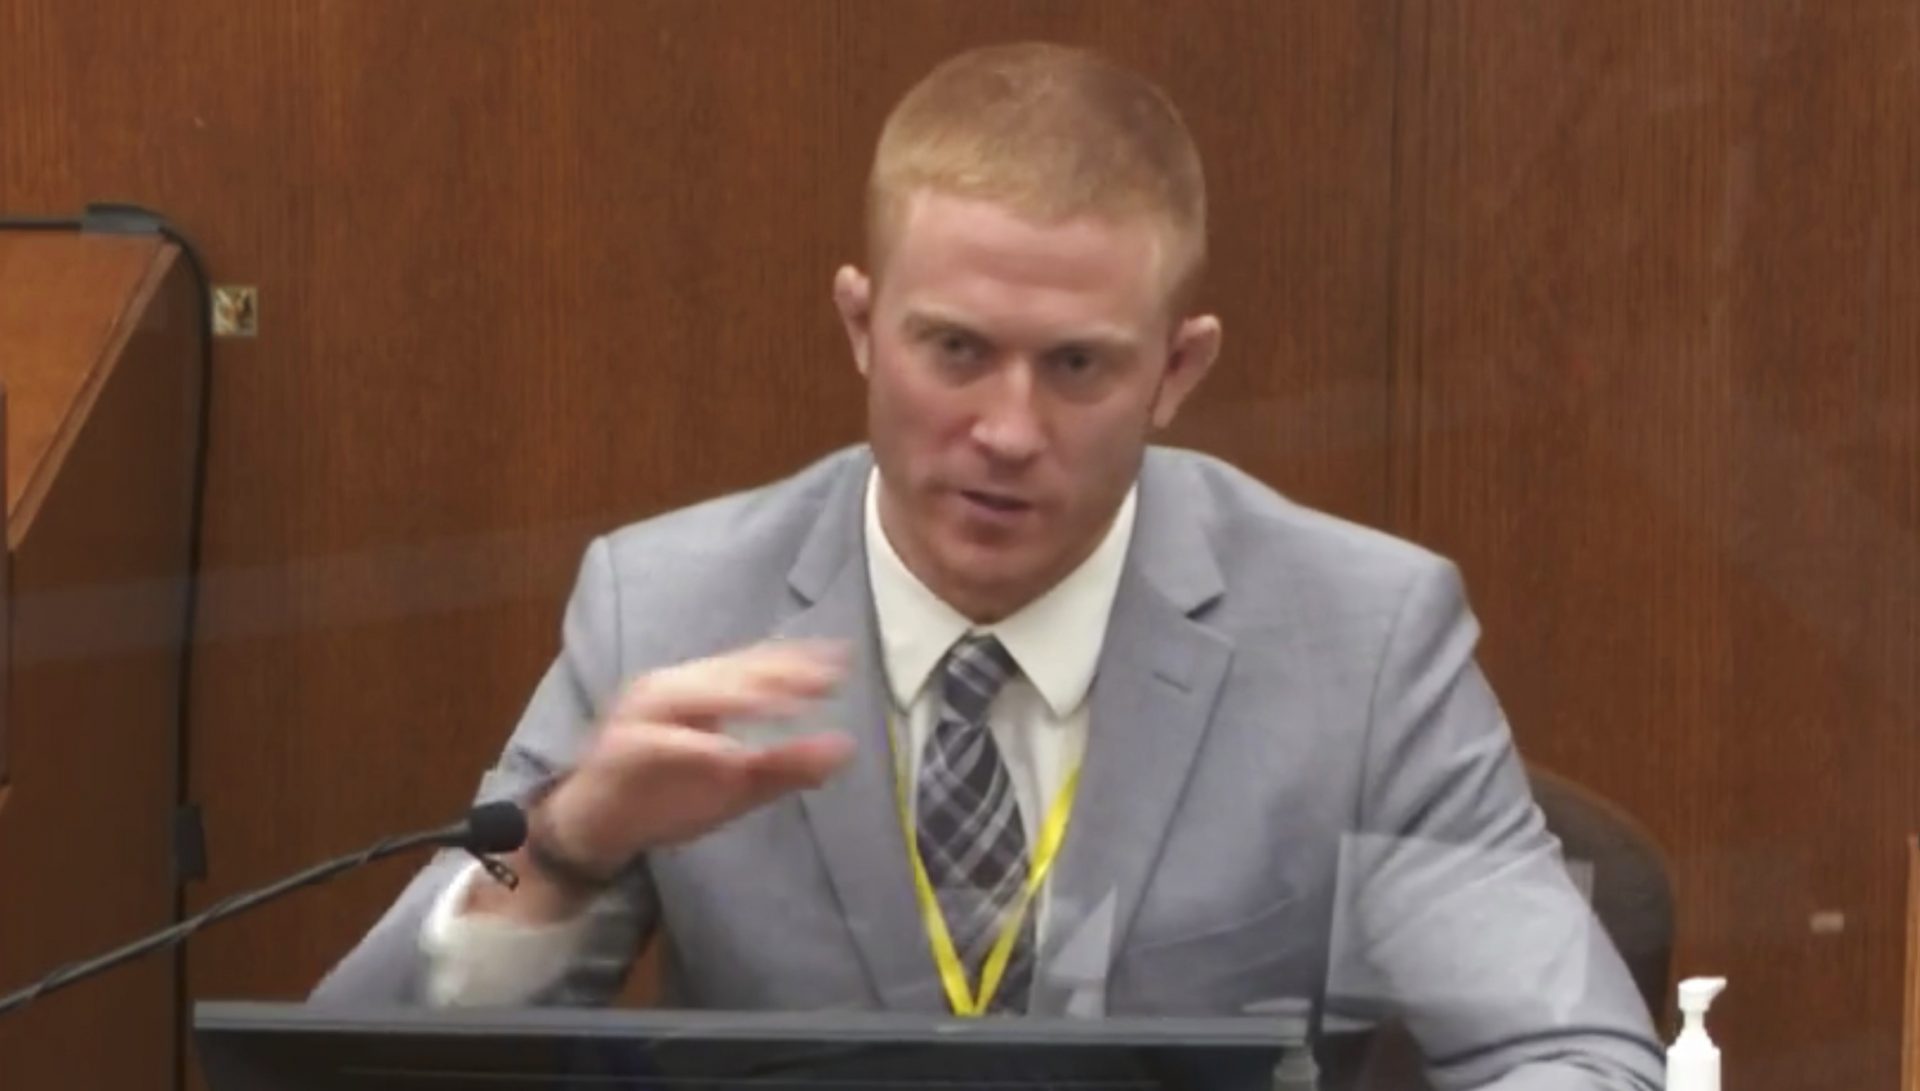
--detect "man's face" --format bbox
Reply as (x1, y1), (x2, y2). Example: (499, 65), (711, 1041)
(834, 190), (1220, 621)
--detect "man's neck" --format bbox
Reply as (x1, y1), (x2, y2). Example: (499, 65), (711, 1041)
(874, 485), (1109, 626)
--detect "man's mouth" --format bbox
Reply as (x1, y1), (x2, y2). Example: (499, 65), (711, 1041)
(958, 489), (1033, 514)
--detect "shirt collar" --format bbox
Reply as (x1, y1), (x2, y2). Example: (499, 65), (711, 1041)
(863, 469), (1137, 719)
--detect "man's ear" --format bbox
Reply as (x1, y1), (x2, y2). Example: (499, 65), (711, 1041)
(1150, 314), (1223, 428)
(833, 265), (874, 377)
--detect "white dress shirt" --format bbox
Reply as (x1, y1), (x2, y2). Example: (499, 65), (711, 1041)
(420, 471), (1136, 1006)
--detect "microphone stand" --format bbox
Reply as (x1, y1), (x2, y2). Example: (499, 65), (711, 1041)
(0, 813), (519, 1017)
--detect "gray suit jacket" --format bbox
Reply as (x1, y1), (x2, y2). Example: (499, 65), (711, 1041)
(314, 446), (1662, 1091)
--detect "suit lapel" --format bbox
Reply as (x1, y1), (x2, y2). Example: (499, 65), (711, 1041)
(776, 453), (946, 1011)
(1033, 453), (1234, 1015)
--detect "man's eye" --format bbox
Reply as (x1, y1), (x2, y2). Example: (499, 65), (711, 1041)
(936, 332), (983, 363)
(1050, 349), (1098, 375)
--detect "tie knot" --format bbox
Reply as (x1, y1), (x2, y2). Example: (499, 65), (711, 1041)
(939, 634), (1018, 726)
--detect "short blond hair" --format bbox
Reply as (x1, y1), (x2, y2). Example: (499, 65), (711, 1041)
(867, 42), (1207, 309)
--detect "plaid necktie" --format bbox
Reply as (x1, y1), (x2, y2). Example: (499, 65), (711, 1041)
(914, 633), (1035, 1014)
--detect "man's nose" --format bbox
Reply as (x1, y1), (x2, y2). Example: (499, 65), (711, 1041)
(969, 363), (1046, 464)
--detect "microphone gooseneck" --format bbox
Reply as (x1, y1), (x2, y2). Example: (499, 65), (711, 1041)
(0, 802), (526, 1018)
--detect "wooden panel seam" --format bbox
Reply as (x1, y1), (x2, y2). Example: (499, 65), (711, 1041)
(1383, 0), (1433, 538)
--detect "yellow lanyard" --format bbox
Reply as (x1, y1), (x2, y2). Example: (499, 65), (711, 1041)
(891, 731), (1082, 1016)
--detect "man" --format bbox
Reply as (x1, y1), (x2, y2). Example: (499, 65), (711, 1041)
(316, 42), (1662, 1090)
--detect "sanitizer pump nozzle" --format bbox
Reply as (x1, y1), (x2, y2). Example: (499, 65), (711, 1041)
(1667, 976), (1727, 1091)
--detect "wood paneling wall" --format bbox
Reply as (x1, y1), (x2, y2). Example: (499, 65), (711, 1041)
(0, 3), (1913, 1091)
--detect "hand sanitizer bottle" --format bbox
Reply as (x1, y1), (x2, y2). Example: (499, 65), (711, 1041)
(1270, 1043), (1318, 1091)
(1667, 977), (1727, 1091)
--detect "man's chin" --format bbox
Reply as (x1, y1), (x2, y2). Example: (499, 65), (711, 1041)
(935, 525), (1030, 570)
(931, 543), (1055, 613)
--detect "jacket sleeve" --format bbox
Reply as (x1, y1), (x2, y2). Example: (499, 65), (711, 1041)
(309, 536), (658, 1007)
(1333, 558), (1665, 1091)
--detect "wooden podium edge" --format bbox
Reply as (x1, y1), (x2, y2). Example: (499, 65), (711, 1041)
(7, 241), (181, 552)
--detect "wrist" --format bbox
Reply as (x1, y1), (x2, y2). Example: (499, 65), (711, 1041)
(526, 778), (628, 893)
(457, 781), (621, 926)
(462, 845), (594, 924)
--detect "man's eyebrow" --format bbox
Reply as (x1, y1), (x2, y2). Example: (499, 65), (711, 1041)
(902, 309), (1138, 352)
(1045, 329), (1139, 354)
(901, 308), (980, 334)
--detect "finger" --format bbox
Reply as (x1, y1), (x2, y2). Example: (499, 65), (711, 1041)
(742, 732), (857, 800)
(616, 641), (847, 724)
(613, 653), (842, 729)
(591, 717), (745, 769)
(617, 641), (845, 721)
(609, 723), (849, 809)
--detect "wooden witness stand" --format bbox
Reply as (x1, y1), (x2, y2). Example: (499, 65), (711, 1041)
(0, 229), (206, 1090)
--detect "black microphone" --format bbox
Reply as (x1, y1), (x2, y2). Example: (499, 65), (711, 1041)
(0, 801), (527, 1017)
(457, 799), (531, 856)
